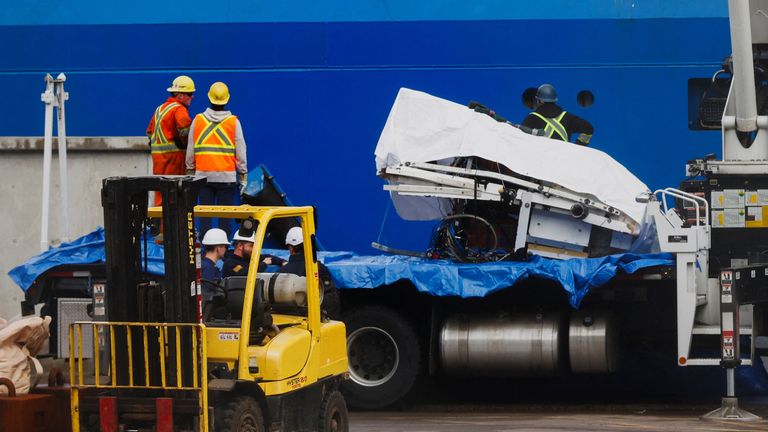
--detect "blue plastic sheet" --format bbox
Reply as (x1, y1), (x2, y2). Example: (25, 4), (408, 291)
(9, 228), (673, 309)
(322, 252), (674, 308)
(8, 227), (165, 292)
(242, 164), (273, 199)
(9, 229), (768, 395)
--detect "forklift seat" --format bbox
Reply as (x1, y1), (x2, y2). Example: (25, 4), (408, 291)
(223, 276), (247, 315)
(208, 276), (269, 329)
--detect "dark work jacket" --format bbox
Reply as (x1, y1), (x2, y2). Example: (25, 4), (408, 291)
(201, 256), (222, 301)
(521, 103), (594, 145)
(223, 251), (261, 277)
(277, 253), (339, 318)
(222, 251), (287, 277)
(277, 253), (332, 286)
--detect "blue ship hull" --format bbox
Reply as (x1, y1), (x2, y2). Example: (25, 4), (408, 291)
(0, 1), (731, 253)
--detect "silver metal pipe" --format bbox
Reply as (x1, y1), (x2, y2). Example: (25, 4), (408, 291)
(728, 0), (758, 132)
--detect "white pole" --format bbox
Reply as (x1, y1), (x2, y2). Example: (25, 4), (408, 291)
(728, 0), (758, 132)
(40, 74), (55, 252)
(55, 73), (70, 243)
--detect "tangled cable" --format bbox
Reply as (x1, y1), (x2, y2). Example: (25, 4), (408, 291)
(427, 214), (499, 263)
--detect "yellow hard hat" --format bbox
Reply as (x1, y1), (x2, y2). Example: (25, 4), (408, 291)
(167, 75), (195, 93)
(208, 82), (230, 105)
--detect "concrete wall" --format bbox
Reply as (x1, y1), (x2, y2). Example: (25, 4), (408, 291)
(0, 137), (149, 319)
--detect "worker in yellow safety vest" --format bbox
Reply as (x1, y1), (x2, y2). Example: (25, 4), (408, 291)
(521, 84), (594, 146)
(186, 82), (248, 237)
(146, 76), (195, 206)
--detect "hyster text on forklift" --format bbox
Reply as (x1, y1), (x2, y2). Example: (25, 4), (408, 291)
(68, 176), (349, 432)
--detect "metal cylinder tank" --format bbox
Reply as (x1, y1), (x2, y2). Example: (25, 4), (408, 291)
(568, 311), (617, 373)
(256, 273), (321, 307)
(440, 313), (564, 376)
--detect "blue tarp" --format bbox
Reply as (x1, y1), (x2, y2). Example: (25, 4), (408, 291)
(7, 227), (166, 291)
(10, 229), (768, 395)
(322, 252), (674, 308)
(8, 228), (673, 308)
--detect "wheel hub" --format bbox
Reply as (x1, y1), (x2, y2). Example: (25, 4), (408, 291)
(347, 326), (400, 387)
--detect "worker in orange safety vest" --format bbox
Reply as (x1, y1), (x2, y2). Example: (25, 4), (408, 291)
(186, 82), (248, 237)
(146, 75), (195, 205)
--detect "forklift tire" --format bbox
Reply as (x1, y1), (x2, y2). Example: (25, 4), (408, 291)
(341, 306), (420, 410)
(318, 390), (349, 432)
(215, 396), (266, 432)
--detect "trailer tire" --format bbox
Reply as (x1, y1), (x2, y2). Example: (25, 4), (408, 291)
(318, 390), (349, 432)
(342, 306), (420, 409)
(215, 395), (266, 432)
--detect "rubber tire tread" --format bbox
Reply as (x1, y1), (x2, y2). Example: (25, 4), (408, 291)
(214, 395), (265, 432)
(341, 305), (421, 410)
(318, 390), (349, 432)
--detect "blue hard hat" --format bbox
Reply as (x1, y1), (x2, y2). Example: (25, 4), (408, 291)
(536, 84), (558, 103)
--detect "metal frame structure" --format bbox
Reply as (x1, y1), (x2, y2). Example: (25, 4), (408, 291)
(69, 322), (209, 431)
(701, 264), (768, 421)
(101, 176), (205, 324)
(648, 188), (721, 366)
(383, 162), (632, 226)
(40, 73), (70, 251)
(381, 161), (639, 258)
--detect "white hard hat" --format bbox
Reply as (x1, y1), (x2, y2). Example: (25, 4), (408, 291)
(202, 228), (229, 246)
(232, 230), (255, 243)
(285, 226), (303, 246)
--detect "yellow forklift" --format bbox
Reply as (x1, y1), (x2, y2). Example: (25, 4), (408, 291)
(68, 176), (349, 431)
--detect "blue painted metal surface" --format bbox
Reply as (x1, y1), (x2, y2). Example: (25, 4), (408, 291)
(1, 1), (727, 25)
(0, 4), (732, 253)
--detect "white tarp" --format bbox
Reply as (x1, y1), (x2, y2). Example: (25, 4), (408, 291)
(375, 88), (650, 224)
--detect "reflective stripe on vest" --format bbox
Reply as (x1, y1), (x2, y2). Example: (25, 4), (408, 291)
(150, 102), (182, 154)
(532, 111), (568, 141)
(193, 114), (237, 173)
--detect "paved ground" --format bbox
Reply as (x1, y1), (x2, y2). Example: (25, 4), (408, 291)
(349, 405), (768, 431)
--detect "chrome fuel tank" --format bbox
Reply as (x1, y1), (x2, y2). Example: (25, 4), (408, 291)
(440, 313), (564, 376)
(568, 311), (617, 373)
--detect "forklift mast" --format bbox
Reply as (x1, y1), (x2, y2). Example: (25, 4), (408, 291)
(101, 176), (206, 324)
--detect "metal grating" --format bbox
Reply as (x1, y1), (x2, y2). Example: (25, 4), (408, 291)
(57, 298), (93, 359)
